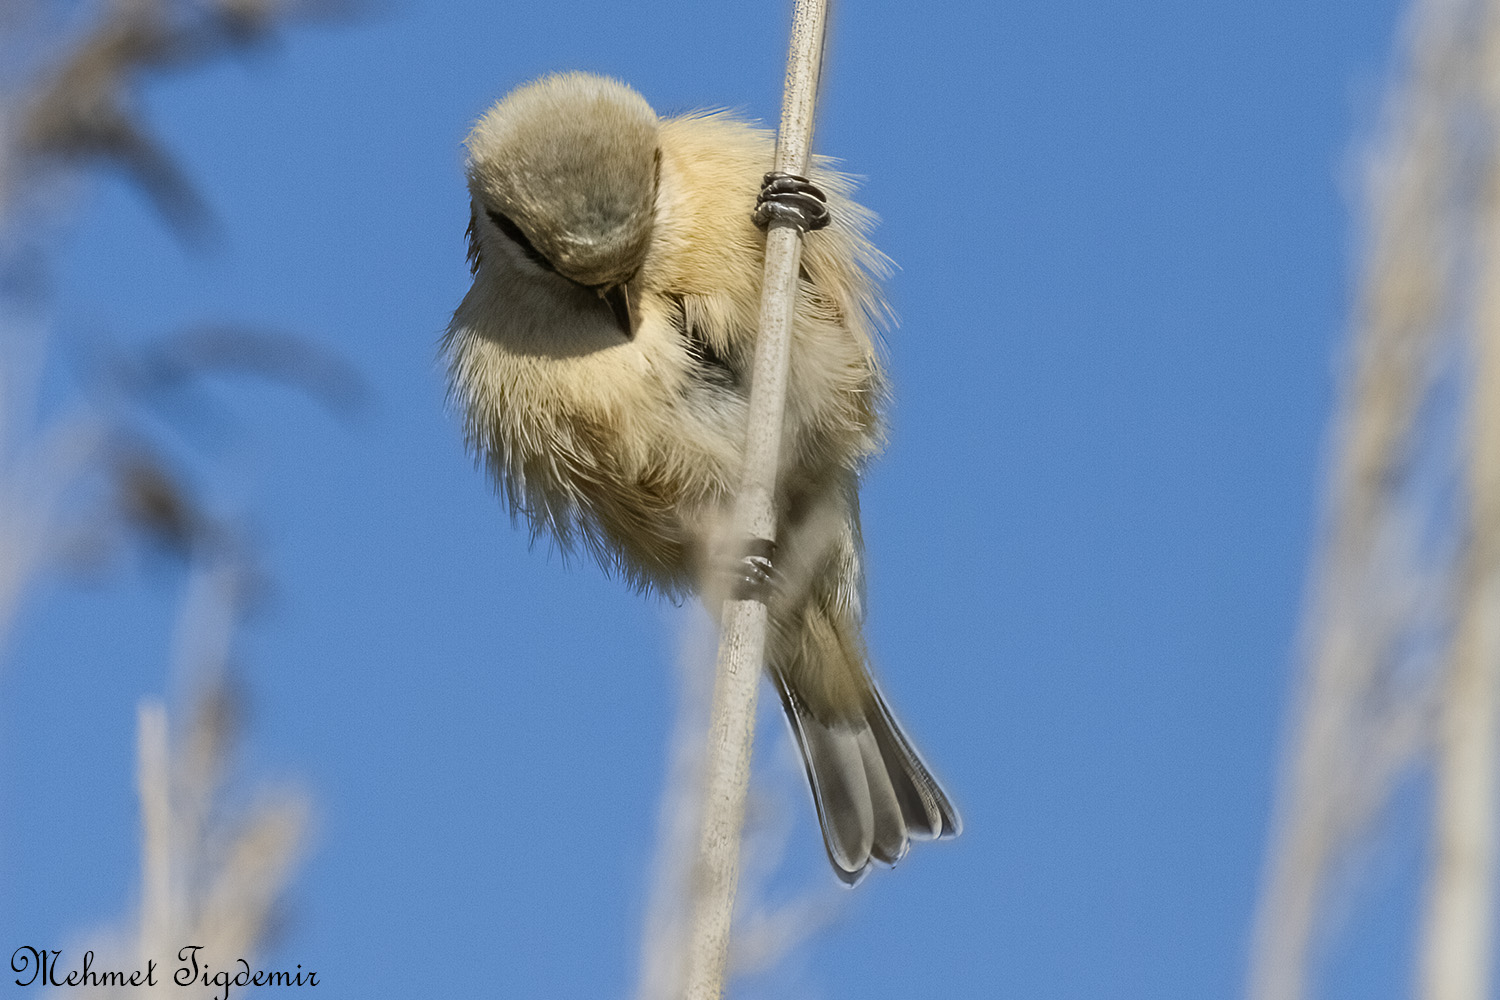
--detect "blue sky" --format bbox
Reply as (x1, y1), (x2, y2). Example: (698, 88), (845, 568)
(1, 0), (1420, 997)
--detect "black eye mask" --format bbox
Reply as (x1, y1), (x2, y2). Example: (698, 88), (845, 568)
(487, 209), (555, 273)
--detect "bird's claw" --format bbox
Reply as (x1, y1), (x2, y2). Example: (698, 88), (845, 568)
(729, 536), (779, 602)
(753, 172), (831, 232)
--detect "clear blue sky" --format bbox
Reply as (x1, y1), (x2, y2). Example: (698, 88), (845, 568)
(1, 0), (1418, 997)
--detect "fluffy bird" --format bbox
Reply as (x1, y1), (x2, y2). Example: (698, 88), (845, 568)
(444, 72), (958, 883)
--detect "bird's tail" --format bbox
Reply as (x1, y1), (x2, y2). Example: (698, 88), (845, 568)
(769, 604), (960, 885)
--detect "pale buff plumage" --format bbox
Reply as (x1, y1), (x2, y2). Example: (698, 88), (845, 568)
(443, 72), (958, 882)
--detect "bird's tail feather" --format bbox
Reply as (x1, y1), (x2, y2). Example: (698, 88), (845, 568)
(774, 670), (960, 885)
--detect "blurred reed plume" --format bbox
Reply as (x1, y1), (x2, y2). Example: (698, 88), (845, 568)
(1, 0), (357, 987)
(7, 0), (352, 240)
(1249, 0), (1500, 997)
(61, 558), (312, 998)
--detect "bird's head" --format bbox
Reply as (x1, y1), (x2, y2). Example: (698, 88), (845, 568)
(464, 73), (659, 335)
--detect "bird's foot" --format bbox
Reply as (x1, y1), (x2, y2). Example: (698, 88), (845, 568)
(729, 536), (779, 602)
(753, 172), (831, 232)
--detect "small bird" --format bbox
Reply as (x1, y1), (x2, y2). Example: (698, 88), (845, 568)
(444, 72), (958, 883)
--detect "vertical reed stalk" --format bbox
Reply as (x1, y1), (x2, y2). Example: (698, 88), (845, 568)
(680, 3), (830, 997)
(1418, 11), (1500, 991)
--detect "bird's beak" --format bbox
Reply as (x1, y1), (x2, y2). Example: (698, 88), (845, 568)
(599, 282), (636, 339)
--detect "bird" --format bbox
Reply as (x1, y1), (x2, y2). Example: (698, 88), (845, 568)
(443, 71), (959, 883)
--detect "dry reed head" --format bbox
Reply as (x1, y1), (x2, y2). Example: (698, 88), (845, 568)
(0, 1), (358, 992)
(1249, 1), (1500, 997)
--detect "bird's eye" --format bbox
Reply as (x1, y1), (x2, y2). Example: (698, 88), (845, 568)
(486, 209), (555, 273)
